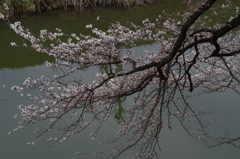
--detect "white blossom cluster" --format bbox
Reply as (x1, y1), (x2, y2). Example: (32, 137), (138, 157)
(5, 0), (240, 158)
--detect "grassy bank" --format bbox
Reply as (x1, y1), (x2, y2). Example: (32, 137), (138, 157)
(0, 0), (159, 16)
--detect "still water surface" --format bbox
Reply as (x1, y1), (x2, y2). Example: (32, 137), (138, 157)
(1, 1), (240, 158)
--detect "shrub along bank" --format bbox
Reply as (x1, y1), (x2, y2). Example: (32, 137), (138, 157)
(0, 0), (160, 16)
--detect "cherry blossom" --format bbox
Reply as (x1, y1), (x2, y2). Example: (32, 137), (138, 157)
(2, 0), (240, 158)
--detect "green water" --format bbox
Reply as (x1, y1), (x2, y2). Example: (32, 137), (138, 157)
(0, 0), (187, 70)
(1, 1), (240, 159)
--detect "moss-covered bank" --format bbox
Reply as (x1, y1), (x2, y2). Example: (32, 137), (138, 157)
(0, 0), (160, 16)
